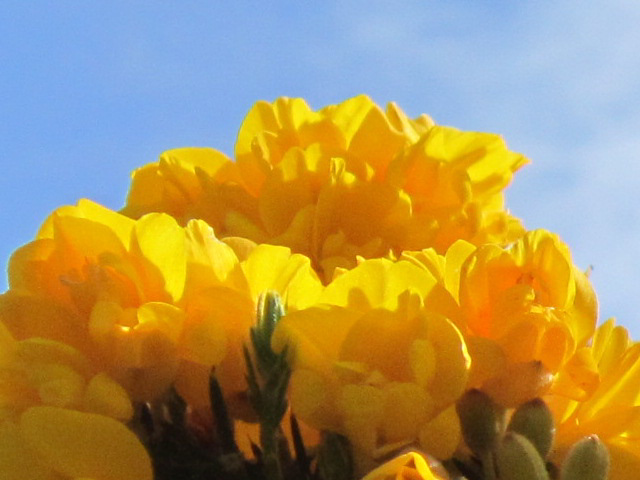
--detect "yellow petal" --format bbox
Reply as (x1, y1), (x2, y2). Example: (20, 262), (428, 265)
(381, 382), (433, 442)
(16, 337), (91, 375)
(340, 384), (385, 453)
(83, 373), (133, 421)
(180, 316), (228, 366)
(419, 406), (461, 460)
(241, 244), (323, 309)
(28, 363), (85, 409)
(272, 306), (359, 374)
(184, 219), (239, 286)
(39, 199), (134, 248)
(289, 369), (339, 431)
(321, 259), (437, 311)
(0, 293), (86, 351)
(0, 421), (52, 480)
(360, 452), (439, 480)
(339, 308), (421, 382)
(131, 213), (186, 302)
(20, 406), (152, 480)
(427, 315), (470, 407)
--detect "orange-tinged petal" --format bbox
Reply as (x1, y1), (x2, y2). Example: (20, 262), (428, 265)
(20, 406), (152, 480)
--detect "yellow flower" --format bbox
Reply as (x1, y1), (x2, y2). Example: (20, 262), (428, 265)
(271, 258), (469, 462)
(124, 95), (527, 281)
(2, 199), (322, 410)
(122, 147), (255, 233)
(422, 229), (598, 407)
(0, 323), (151, 480)
(175, 242), (324, 419)
(459, 229), (597, 406)
(360, 451), (449, 480)
(548, 319), (640, 480)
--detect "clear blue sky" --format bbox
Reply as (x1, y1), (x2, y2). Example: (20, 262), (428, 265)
(2, 2), (640, 336)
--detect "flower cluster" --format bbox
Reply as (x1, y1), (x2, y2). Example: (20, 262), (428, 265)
(0, 95), (636, 480)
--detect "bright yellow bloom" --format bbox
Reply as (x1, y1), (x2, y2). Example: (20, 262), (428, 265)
(272, 258), (469, 462)
(419, 229), (598, 407)
(2, 199), (322, 411)
(360, 452), (449, 480)
(548, 319), (640, 480)
(123, 96), (527, 281)
(460, 229), (597, 406)
(175, 242), (324, 418)
(0, 324), (151, 480)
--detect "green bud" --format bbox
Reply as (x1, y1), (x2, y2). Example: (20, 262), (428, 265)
(560, 435), (609, 480)
(496, 432), (550, 480)
(456, 389), (506, 456)
(257, 291), (285, 338)
(507, 398), (555, 459)
(252, 291), (285, 373)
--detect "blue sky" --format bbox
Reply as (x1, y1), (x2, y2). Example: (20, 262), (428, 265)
(2, 2), (640, 335)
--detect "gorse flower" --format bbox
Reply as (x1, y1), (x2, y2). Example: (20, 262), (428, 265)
(436, 229), (597, 407)
(271, 258), (470, 463)
(1, 199), (322, 410)
(124, 95), (527, 281)
(0, 95), (631, 480)
(548, 319), (640, 480)
(0, 323), (151, 480)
